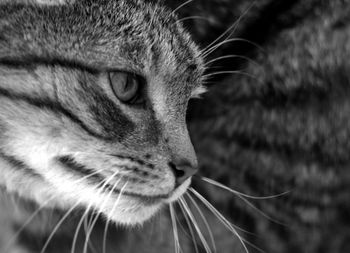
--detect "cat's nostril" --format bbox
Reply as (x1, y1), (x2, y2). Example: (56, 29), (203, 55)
(168, 159), (198, 187)
(168, 162), (185, 178)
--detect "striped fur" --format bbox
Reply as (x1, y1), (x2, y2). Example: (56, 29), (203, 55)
(0, 0), (205, 252)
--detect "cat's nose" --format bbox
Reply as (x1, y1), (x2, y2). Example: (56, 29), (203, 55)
(169, 158), (198, 186)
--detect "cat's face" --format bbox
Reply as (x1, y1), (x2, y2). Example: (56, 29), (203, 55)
(0, 0), (205, 225)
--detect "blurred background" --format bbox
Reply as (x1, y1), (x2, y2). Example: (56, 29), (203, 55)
(153, 0), (350, 252)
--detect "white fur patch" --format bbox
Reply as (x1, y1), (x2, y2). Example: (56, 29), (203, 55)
(191, 85), (208, 99)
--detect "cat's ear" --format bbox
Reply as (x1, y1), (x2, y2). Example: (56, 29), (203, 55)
(0, 0), (75, 5)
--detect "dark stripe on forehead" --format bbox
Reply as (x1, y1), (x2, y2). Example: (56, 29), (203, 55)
(0, 87), (111, 141)
(0, 57), (99, 74)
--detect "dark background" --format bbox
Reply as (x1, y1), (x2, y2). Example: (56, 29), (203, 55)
(157, 0), (350, 252)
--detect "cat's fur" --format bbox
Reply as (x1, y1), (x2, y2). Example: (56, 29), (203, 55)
(0, 0), (206, 252)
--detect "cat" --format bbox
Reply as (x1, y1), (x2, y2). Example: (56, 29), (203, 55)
(0, 0), (209, 252)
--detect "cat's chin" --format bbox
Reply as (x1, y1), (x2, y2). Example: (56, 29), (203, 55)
(108, 201), (163, 226)
(106, 178), (191, 226)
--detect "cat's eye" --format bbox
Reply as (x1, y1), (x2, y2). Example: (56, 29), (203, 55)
(108, 71), (145, 105)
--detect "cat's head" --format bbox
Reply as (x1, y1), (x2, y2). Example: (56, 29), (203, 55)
(0, 0), (205, 225)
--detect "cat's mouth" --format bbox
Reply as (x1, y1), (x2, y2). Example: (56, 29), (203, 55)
(102, 178), (192, 225)
(55, 155), (191, 221)
(105, 176), (191, 206)
(107, 186), (168, 205)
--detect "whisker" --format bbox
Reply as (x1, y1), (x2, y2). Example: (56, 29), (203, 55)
(189, 188), (250, 253)
(169, 203), (181, 253)
(173, 205), (193, 240)
(200, 2), (256, 56)
(179, 197), (212, 253)
(72, 204), (92, 253)
(178, 200), (199, 253)
(185, 192), (216, 253)
(5, 197), (56, 252)
(201, 177), (292, 200)
(170, 0), (194, 17)
(83, 215), (98, 253)
(200, 177), (290, 225)
(203, 70), (260, 81)
(82, 171), (121, 253)
(175, 15), (208, 25)
(6, 166), (107, 253)
(73, 199), (101, 253)
(39, 199), (82, 253)
(103, 181), (128, 253)
(76, 212), (88, 253)
(70, 172), (122, 253)
(4, 167), (108, 252)
(83, 176), (122, 253)
(187, 188), (251, 235)
(202, 38), (264, 59)
(204, 54), (261, 68)
(189, 188), (268, 253)
(82, 208), (99, 253)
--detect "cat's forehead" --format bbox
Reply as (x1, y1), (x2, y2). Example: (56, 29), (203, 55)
(88, 0), (204, 90)
(0, 0), (203, 93)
